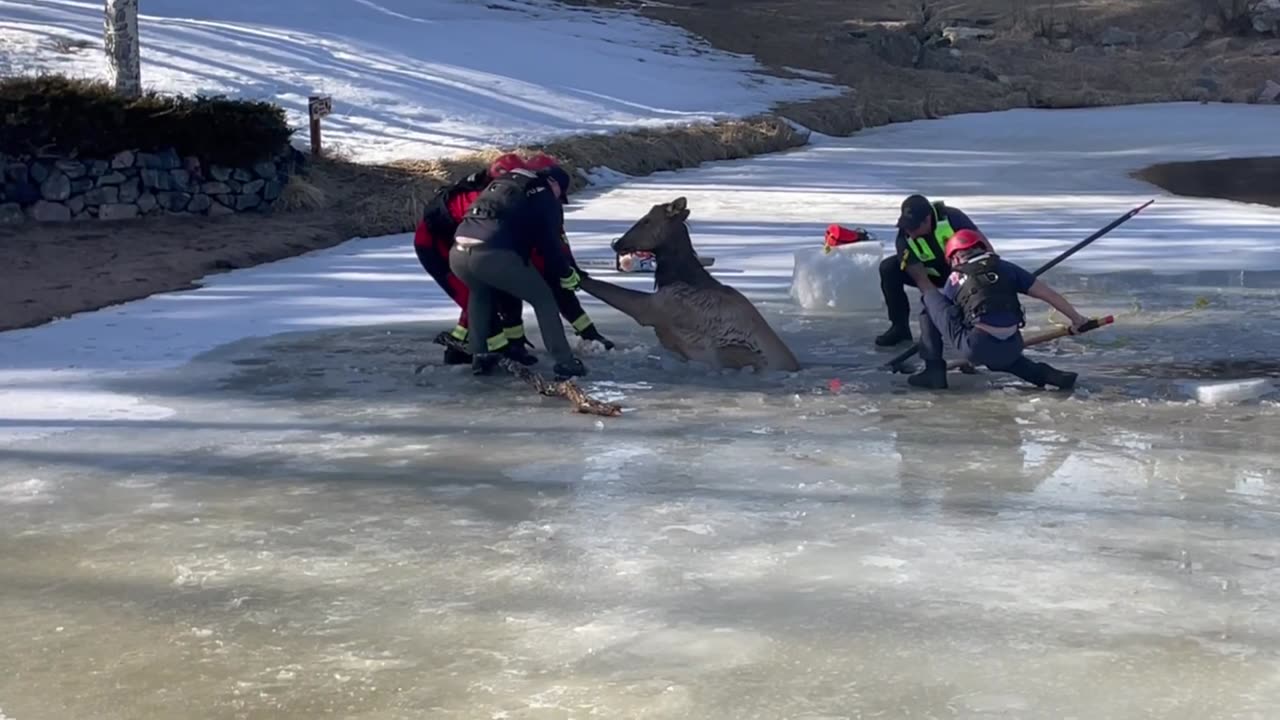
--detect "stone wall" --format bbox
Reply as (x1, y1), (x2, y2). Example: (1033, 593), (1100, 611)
(0, 146), (300, 224)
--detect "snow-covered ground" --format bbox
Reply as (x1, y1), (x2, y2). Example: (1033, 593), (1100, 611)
(3, 104), (1280, 718)
(0, 0), (840, 164)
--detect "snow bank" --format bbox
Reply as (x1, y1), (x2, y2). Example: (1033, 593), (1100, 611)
(0, 0), (840, 164)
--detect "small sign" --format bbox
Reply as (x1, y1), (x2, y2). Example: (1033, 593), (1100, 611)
(308, 95), (333, 120)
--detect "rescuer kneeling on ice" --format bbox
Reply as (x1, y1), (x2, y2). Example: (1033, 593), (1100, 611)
(903, 229), (1086, 391)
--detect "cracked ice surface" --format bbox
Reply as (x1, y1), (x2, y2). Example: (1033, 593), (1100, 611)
(3, 105), (1280, 718)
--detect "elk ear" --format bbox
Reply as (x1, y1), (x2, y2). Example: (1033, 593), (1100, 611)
(666, 197), (688, 216)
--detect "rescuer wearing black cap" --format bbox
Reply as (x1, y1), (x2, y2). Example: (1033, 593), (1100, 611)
(875, 193), (983, 347)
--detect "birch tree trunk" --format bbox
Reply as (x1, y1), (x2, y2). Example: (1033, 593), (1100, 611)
(104, 0), (141, 99)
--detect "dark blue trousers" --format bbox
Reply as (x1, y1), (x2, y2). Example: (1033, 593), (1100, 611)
(918, 290), (1025, 370)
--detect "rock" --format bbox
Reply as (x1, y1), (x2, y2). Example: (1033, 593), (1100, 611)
(98, 203), (140, 221)
(141, 168), (171, 191)
(1196, 76), (1221, 94)
(212, 194), (232, 207)
(40, 171), (71, 201)
(119, 178), (141, 203)
(263, 179), (282, 201)
(1259, 79), (1280, 103)
(1252, 0), (1280, 34)
(30, 162), (50, 184)
(88, 160), (109, 177)
(68, 195), (85, 215)
(84, 186), (120, 206)
(188, 193), (213, 213)
(97, 171), (127, 186)
(232, 169), (254, 183)
(228, 180), (243, 193)
(234, 193), (261, 211)
(242, 178), (266, 195)
(1054, 38), (1074, 51)
(0, 202), (24, 225)
(56, 159), (87, 179)
(30, 200), (71, 222)
(137, 193), (158, 214)
(5, 163), (28, 184)
(253, 160), (277, 179)
(111, 150), (136, 169)
(157, 192), (192, 212)
(209, 201), (235, 216)
(209, 165), (232, 182)
(72, 210), (90, 221)
(1204, 12), (1224, 33)
(156, 148), (182, 170)
(1100, 26), (1138, 46)
(170, 169), (192, 191)
(1159, 31), (1192, 50)
(4, 181), (40, 205)
(1252, 39), (1280, 55)
(942, 25), (995, 44)
(202, 181), (232, 195)
(71, 178), (94, 193)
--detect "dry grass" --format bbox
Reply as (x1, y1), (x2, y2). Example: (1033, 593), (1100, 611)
(305, 115), (808, 238)
(271, 175), (327, 212)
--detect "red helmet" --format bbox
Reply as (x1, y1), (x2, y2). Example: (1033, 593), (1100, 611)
(524, 153), (559, 171)
(488, 153), (526, 177)
(944, 229), (990, 263)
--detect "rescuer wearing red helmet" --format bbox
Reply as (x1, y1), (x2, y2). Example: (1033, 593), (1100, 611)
(414, 153), (535, 366)
(521, 153), (615, 350)
(901, 228), (1088, 391)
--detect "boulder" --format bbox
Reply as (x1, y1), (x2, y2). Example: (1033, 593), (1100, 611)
(98, 203), (140, 221)
(0, 202), (24, 225)
(31, 200), (71, 222)
(1252, 0), (1280, 34)
(83, 186), (120, 206)
(55, 159), (87, 179)
(235, 193), (261, 211)
(137, 193), (158, 214)
(242, 178), (266, 195)
(263, 180), (282, 202)
(202, 181), (231, 195)
(30, 162), (50, 184)
(40, 171), (72, 201)
(97, 171), (128, 186)
(232, 169), (254, 183)
(119, 178), (142, 203)
(188, 193), (213, 213)
(68, 195), (86, 215)
(1259, 79), (1280, 103)
(209, 165), (232, 182)
(111, 150), (136, 169)
(170, 168), (192, 191)
(253, 160), (277, 179)
(1100, 26), (1138, 46)
(71, 178), (95, 193)
(141, 168), (171, 191)
(209, 200), (236, 216)
(88, 160), (109, 177)
(1159, 31), (1193, 50)
(4, 163), (28, 184)
(158, 191), (193, 212)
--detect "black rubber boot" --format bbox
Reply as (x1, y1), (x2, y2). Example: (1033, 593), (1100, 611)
(471, 353), (500, 376)
(553, 358), (587, 381)
(502, 342), (538, 366)
(907, 361), (948, 390)
(875, 324), (913, 347)
(443, 346), (471, 365)
(1007, 357), (1077, 390)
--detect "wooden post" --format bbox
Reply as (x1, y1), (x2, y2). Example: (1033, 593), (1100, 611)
(308, 95), (332, 157)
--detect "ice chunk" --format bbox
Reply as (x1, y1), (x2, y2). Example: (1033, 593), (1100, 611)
(1186, 378), (1277, 405)
(790, 240), (885, 311)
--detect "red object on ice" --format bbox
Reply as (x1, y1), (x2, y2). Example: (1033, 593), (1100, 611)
(824, 224), (866, 251)
(828, 378), (843, 394)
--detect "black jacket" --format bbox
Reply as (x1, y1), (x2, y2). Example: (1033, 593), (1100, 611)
(455, 169), (571, 279)
(895, 202), (979, 280)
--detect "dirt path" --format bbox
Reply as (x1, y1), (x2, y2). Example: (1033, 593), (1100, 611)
(0, 210), (344, 332)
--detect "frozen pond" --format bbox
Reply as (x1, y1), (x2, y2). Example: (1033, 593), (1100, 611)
(3, 267), (1280, 719)
(4, 104), (1280, 718)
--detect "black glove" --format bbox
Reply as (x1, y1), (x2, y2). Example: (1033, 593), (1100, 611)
(579, 324), (615, 350)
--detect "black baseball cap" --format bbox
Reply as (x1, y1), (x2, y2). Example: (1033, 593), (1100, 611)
(542, 166), (572, 204)
(896, 194), (934, 230)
